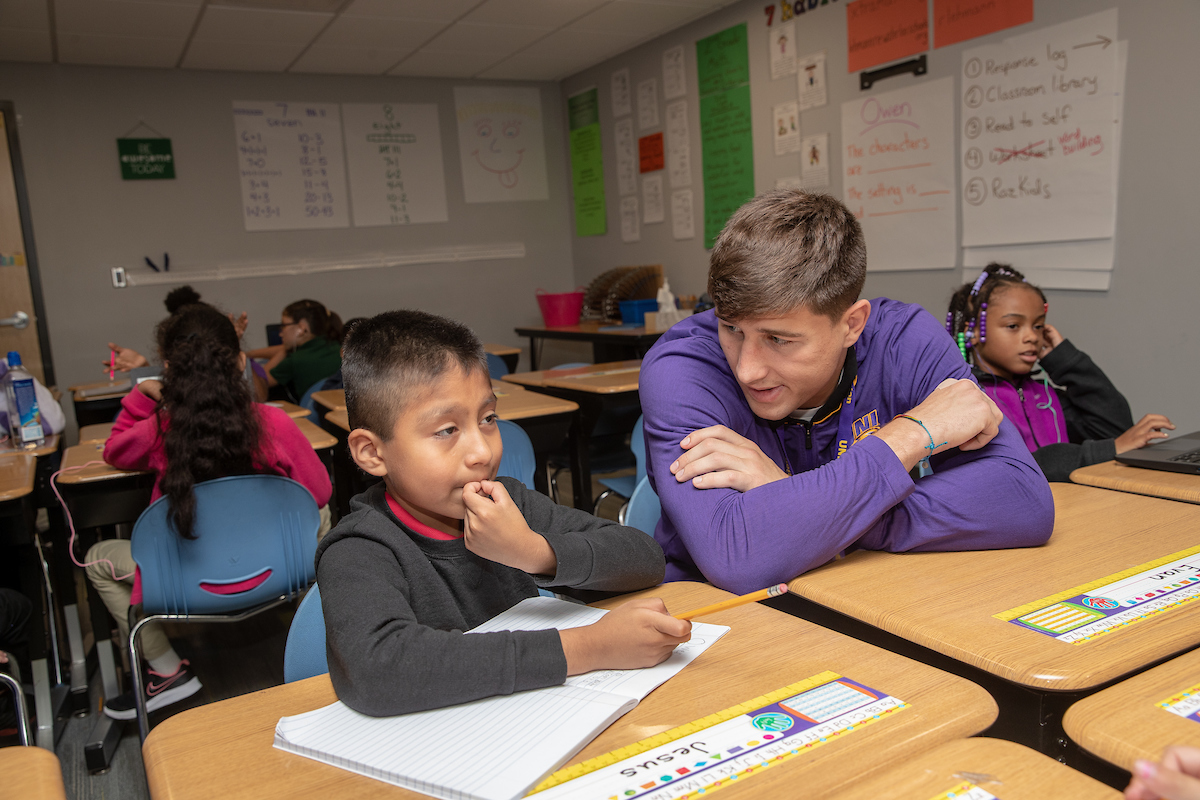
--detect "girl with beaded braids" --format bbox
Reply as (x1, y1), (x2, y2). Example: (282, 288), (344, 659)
(947, 263), (1174, 481)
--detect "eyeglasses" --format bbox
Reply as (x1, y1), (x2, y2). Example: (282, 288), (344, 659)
(280, 321), (301, 328)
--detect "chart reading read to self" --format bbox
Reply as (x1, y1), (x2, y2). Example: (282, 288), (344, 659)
(532, 674), (907, 800)
(1000, 546), (1200, 644)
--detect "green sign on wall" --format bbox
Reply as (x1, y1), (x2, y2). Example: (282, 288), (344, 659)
(117, 138), (175, 180)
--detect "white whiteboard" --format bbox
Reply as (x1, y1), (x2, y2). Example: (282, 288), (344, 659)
(960, 9), (1118, 246)
(342, 103), (448, 227)
(232, 101), (349, 231)
(841, 76), (957, 272)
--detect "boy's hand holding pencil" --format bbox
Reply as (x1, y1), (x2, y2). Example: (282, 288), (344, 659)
(462, 480), (557, 575)
(561, 598), (692, 675)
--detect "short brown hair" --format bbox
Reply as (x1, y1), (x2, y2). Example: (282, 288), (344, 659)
(343, 310), (488, 440)
(708, 191), (866, 321)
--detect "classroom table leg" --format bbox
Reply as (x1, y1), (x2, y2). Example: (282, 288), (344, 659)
(510, 411), (574, 497)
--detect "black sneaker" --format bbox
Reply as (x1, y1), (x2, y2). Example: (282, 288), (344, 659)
(103, 659), (202, 720)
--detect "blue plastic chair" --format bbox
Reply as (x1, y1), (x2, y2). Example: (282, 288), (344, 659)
(128, 474), (320, 739)
(486, 353), (510, 380)
(624, 476), (661, 537)
(298, 373), (337, 415)
(284, 584), (327, 683)
(594, 415), (645, 521)
(497, 419), (536, 491)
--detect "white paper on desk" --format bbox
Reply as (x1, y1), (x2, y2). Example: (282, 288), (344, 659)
(273, 597), (727, 800)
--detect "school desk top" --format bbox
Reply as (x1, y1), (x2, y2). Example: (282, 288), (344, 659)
(78, 423), (113, 443)
(0, 452), (35, 502)
(1064, 645), (1200, 772)
(789, 483), (1200, 691)
(514, 321), (661, 339)
(502, 360), (641, 394)
(1072, 459), (1200, 505)
(0, 432), (60, 459)
(294, 417), (336, 450)
(69, 379), (132, 402)
(482, 342), (521, 356)
(55, 442), (147, 484)
(141, 581), (996, 800)
(828, 737), (1121, 800)
(265, 400), (312, 419)
(0, 745), (68, 800)
(311, 389), (345, 412)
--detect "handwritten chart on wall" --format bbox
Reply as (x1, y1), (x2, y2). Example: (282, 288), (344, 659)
(841, 77), (956, 271)
(960, 9), (1118, 246)
(454, 86), (549, 204)
(232, 101), (349, 231)
(342, 103), (447, 228)
(697, 23), (754, 250)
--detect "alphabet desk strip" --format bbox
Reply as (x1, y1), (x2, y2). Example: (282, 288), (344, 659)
(529, 672), (908, 800)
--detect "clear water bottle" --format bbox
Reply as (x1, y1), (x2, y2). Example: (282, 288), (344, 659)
(3, 351), (45, 450)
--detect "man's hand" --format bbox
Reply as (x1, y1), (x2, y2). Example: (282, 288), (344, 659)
(462, 480), (557, 574)
(876, 379), (1004, 471)
(670, 425), (789, 492)
(228, 312), (249, 339)
(560, 598), (692, 675)
(1115, 414), (1176, 454)
(105, 343), (149, 372)
(1040, 323), (1064, 356)
(1126, 747), (1200, 800)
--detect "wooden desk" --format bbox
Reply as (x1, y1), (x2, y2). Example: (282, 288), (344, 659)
(143, 581), (996, 800)
(295, 417), (336, 451)
(0, 433), (60, 459)
(515, 321), (663, 370)
(78, 423), (113, 444)
(0, 451), (36, 501)
(68, 380), (131, 428)
(504, 362), (640, 509)
(311, 389), (345, 413)
(784, 484), (1200, 760)
(829, 738), (1121, 800)
(1064, 645), (1200, 774)
(483, 341), (521, 373)
(0, 745), (68, 799)
(265, 400), (312, 419)
(1072, 459), (1200, 505)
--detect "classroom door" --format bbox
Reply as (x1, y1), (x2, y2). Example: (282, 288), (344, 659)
(0, 102), (52, 386)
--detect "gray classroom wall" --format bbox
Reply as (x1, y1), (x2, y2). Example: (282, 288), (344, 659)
(562, 0), (1200, 434)
(0, 64), (577, 430)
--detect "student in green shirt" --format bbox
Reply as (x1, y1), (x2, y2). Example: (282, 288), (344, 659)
(248, 299), (344, 401)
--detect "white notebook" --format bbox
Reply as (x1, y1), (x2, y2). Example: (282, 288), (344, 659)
(273, 596), (729, 800)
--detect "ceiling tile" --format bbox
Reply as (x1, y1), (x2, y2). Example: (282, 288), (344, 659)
(422, 22), (546, 55)
(0, 27), (52, 61)
(58, 32), (186, 67)
(567, 0), (698, 36)
(0, 0), (50, 30)
(290, 45), (411, 74)
(54, 0), (201, 38)
(308, 14), (443, 51)
(518, 28), (640, 64)
(476, 52), (570, 81)
(192, 5), (332, 43)
(341, 0), (481, 23)
(461, 0), (608, 30)
(182, 38), (306, 70)
(388, 48), (499, 78)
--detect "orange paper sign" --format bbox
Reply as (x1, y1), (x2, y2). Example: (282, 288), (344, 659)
(846, 0), (929, 73)
(638, 132), (664, 173)
(934, 0), (1033, 48)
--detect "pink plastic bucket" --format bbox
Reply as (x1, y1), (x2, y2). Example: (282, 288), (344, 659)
(536, 289), (584, 327)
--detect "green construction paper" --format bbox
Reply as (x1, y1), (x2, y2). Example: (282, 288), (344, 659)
(568, 88), (606, 237)
(696, 23), (750, 97)
(700, 83), (754, 249)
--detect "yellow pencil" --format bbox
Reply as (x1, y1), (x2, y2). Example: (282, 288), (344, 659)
(674, 584), (789, 620)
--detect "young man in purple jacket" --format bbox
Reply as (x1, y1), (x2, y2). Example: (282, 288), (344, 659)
(641, 191), (1055, 593)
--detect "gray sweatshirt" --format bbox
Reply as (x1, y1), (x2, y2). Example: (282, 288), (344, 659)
(314, 479), (666, 717)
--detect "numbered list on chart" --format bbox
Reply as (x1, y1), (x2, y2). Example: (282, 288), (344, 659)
(232, 101), (350, 231)
(959, 9), (1118, 246)
(342, 103), (448, 227)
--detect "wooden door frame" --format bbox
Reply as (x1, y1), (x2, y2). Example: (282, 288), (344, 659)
(1, 100), (54, 386)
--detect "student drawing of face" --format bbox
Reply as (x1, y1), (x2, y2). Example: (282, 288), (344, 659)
(472, 117), (525, 189)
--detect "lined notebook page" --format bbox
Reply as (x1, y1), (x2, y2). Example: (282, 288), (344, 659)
(275, 685), (634, 800)
(468, 596), (729, 702)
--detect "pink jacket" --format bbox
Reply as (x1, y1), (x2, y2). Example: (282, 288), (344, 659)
(105, 389), (332, 508)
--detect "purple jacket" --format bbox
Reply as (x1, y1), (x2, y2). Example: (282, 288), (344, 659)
(640, 300), (1055, 593)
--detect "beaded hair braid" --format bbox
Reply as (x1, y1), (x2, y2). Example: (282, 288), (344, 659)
(945, 263), (1047, 362)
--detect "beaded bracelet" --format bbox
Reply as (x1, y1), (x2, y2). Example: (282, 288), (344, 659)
(895, 414), (947, 478)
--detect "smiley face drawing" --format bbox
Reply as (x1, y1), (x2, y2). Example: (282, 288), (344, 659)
(454, 86), (549, 203)
(472, 117), (525, 189)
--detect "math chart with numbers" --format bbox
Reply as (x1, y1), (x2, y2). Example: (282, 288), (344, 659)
(232, 101), (349, 231)
(342, 103), (447, 227)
